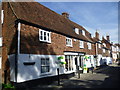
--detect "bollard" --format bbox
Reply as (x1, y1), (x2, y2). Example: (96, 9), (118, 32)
(57, 68), (60, 86)
(4, 70), (7, 84)
(77, 66), (80, 79)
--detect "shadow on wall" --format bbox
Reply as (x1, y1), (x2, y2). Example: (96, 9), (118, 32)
(20, 29), (56, 55)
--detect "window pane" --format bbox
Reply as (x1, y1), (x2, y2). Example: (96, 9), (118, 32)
(46, 58), (49, 66)
(44, 32), (46, 40)
(41, 66), (46, 73)
(47, 33), (49, 41)
(41, 59), (46, 65)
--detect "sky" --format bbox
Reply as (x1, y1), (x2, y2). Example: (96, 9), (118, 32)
(38, 2), (118, 43)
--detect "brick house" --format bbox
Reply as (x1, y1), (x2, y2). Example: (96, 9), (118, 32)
(101, 36), (112, 65)
(1, 2), (97, 83)
(93, 31), (103, 66)
(111, 43), (120, 63)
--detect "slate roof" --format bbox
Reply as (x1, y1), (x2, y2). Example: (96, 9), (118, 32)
(9, 2), (94, 42)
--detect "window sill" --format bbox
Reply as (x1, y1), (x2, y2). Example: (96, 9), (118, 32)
(66, 45), (73, 47)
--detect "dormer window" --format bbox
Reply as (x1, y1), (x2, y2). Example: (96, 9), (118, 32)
(74, 28), (79, 34)
(103, 43), (106, 47)
(82, 30), (85, 36)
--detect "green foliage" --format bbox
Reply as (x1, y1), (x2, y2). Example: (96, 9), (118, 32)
(2, 83), (15, 89)
(58, 56), (64, 60)
(60, 61), (66, 64)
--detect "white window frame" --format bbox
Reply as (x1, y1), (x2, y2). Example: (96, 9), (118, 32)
(82, 30), (85, 36)
(39, 29), (51, 43)
(87, 42), (92, 49)
(74, 28), (79, 34)
(98, 44), (101, 48)
(79, 40), (84, 48)
(40, 58), (50, 74)
(103, 49), (105, 53)
(66, 37), (73, 47)
(1, 10), (4, 24)
(0, 37), (2, 47)
(103, 43), (106, 47)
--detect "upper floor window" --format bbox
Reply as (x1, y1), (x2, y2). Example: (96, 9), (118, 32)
(103, 43), (106, 47)
(103, 49), (105, 53)
(39, 29), (51, 43)
(87, 42), (92, 49)
(82, 30), (85, 36)
(98, 44), (101, 48)
(66, 37), (72, 47)
(1, 10), (4, 24)
(74, 28), (79, 34)
(79, 40), (84, 48)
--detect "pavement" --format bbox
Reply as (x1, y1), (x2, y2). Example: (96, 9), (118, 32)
(18, 64), (120, 89)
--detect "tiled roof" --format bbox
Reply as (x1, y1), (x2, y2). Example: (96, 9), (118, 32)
(9, 2), (94, 42)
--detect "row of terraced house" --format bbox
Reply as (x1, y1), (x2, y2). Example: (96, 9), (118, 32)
(0, 2), (120, 84)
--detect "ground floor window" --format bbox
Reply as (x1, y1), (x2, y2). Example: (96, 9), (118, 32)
(65, 55), (74, 71)
(41, 58), (50, 73)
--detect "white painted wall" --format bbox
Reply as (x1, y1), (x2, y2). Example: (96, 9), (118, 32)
(97, 54), (102, 66)
(9, 54), (76, 83)
(84, 55), (95, 68)
(9, 54), (16, 82)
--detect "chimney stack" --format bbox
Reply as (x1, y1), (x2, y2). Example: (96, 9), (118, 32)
(62, 12), (69, 19)
(95, 30), (99, 39)
(106, 35), (110, 41)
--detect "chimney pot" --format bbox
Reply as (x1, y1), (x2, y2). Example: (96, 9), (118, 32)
(62, 12), (69, 18)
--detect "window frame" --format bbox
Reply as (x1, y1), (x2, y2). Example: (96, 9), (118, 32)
(82, 30), (85, 36)
(39, 29), (51, 43)
(74, 28), (79, 34)
(87, 42), (92, 49)
(79, 40), (84, 48)
(40, 58), (50, 74)
(98, 43), (101, 48)
(66, 37), (73, 47)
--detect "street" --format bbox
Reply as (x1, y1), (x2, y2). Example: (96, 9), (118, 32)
(29, 64), (120, 89)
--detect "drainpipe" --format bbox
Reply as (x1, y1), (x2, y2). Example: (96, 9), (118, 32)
(95, 43), (98, 67)
(15, 22), (21, 82)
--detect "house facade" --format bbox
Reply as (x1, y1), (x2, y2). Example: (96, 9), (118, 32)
(101, 36), (112, 65)
(93, 31), (103, 66)
(1, 2), (96, 83)
(1, 2), (119, 84)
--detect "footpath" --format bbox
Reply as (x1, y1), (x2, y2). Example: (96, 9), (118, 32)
(18, 64), (120, 89)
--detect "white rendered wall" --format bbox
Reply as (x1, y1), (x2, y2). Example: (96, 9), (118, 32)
(9, 54), (76, 83)
(84, 55), (95, 68)
(9, 54), (16, 82)
(97, 54), (102, 66)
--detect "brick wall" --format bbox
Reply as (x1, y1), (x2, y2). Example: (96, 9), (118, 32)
(20, 23), (96, 55)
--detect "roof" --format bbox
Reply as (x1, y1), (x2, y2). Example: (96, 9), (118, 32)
(102, 37), (111, 50)
(8, 2), (93, 42)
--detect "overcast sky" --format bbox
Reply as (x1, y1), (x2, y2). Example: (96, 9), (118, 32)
(39, 2), (118, 43)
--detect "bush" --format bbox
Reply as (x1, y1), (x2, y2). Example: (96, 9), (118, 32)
(2, 83), (15, 89)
